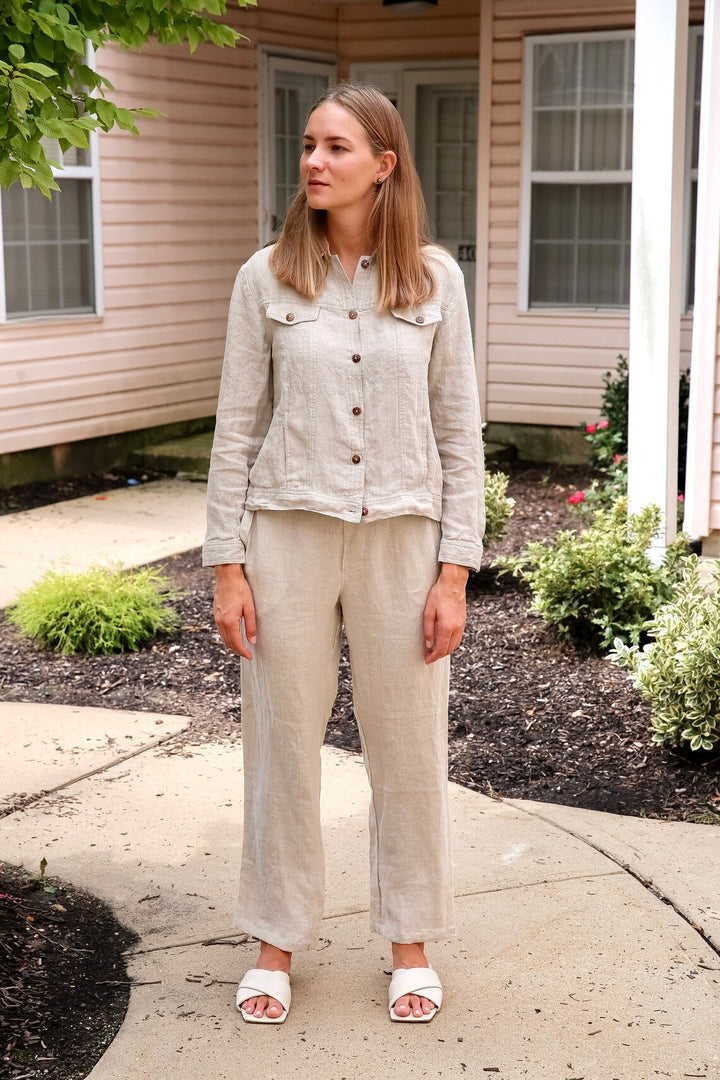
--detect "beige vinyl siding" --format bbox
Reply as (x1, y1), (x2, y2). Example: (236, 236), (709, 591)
(484, 0), (703, 429)
(338, 1), (479, 69)
(0, 0), (336, 456)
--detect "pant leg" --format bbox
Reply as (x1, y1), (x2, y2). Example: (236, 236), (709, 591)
(340, 515), (455, 944)
(237, 510), (343, 953)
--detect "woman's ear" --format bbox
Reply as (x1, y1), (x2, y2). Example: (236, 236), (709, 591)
(377, 149), (398, 183)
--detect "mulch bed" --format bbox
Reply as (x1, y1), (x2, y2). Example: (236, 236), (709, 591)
(1, 461), (718, 1078)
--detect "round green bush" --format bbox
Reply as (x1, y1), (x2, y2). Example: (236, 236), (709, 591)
(7, 564), (180, 655)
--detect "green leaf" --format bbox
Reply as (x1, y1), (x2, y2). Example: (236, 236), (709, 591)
(36, 116), (71, 139)
(0, 158), (22, 188)
(10, 82), (30, 115)
(35, 36), (55, 62)
(18, 62), (58, 79)
(14, 76), (52, 103)
(8, 44), (26, 62)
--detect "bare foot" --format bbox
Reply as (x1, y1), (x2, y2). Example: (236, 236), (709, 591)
(391, 941), (437, 1018)
(239, 941), (292, 1020)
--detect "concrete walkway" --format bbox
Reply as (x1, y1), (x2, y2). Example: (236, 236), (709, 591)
(1, 481), (719, 1079)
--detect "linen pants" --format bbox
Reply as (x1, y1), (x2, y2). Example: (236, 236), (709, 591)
(237, 509), (455, 953)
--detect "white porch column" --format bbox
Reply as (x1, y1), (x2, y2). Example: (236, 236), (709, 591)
(684, 0), (720, 542)
(627, 0), (689, 555)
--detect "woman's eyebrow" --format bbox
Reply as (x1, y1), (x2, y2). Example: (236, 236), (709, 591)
(303, 133), (353, 143)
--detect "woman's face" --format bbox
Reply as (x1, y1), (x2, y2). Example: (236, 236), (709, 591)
(300, 102), (395, 218)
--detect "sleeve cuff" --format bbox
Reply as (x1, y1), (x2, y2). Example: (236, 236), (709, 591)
(438, 538), (484, 572)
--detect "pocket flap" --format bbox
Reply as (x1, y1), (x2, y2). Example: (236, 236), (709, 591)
(390, 304), (443, 327)
(266, 302), (321, 326)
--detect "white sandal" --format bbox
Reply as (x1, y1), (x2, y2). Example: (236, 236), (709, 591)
(236, 968), (291, 1024)
(388, 966), (443, 1022)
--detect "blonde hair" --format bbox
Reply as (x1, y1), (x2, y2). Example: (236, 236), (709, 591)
(269, 82), (435, 311)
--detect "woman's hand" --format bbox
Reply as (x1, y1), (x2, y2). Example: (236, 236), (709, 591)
(213, 564), (257, 660)
(423, 563), (469, 665)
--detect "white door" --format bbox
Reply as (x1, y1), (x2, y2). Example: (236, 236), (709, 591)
(351, 64), (479, 321)
(261, 56), (335, 244)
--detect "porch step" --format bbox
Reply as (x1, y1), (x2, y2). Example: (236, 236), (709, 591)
(484, 440), (516, 465)
(129, 431), (213, 479)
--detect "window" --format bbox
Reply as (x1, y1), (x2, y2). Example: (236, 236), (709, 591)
(522, 33), (634, 309)
(260, 53), (335, 244)
(0, 139), (101, 321)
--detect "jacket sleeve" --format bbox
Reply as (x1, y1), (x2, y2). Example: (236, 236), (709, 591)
(201, 267), (273, 566)
(428, 262), (486, 570)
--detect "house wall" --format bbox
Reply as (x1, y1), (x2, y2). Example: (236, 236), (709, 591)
(713, 272), (720, 529)
(0, 0), (337, 460)
(482, 0), (704, 431)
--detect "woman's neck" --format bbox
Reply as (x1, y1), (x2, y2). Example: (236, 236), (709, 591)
(326, 214), (371, 281)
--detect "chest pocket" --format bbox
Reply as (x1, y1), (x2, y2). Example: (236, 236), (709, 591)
(390, 304), (443, 328)
(265, 302), (321, 327)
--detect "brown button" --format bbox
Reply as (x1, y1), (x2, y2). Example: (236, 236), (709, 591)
(349, 309), (358, 319)
(361, 259), (370, 269)
(352, 406), (362, 416)
(415, 315), (424, 324)
(361, 507), (369, 516)
(351, 353), (361, 363)
(351, 454), (361, 464)
(286, 313), (295, 322)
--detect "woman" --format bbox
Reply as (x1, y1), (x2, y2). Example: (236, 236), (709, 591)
(202, 83), (484, 1025)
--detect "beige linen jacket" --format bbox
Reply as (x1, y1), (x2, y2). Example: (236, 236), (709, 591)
(202, 244), (485, 570)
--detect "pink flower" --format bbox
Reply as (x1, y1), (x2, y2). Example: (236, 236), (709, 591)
(613, 453), (625, 465)
(586, 424), (596, 434)
(677, 493), (685, 502)
(598, 419), (609, 429)
(568, 491), (585, 505)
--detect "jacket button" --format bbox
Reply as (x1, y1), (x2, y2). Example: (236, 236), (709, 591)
(286, 313), (295, 322)
(351, 353), (361, 363)
(351, 454), (361, 464)
(352, 406), (362, 416)
(361, 506), (369, 516)
(349, 309), (358, 319)
(415, 315), (424, 324)
(361, 259), (370, 269)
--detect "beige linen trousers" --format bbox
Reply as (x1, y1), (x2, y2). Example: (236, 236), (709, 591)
(237, 508), (455, 953)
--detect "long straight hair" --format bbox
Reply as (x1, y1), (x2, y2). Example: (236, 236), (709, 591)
(269, 82), (436, 311)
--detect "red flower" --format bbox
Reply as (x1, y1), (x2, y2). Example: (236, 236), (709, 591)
(677, 493), (685, 502)
(586, 424), (596, 434)
(598, 419), (609, 429)
(613, 453), (625, 465)
(568, 491), (585, 505)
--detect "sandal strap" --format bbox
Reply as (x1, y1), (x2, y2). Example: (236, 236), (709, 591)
(236, 968), (291, 1012)
(389, 967), (443, 1010)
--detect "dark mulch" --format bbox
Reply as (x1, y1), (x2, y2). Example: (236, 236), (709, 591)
(1, 461), (718, 1079)
(0, 863), (137, 1080)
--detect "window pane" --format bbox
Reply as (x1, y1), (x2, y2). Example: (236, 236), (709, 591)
(530, 183), (630, 307)
(29, 244), (62, 312)
(580, 40), (630, 105)
(60, 242), (94, 309)
(531, 184), (576, 240)
(579, 107), (623, 170)
(1, 182), (27, 243)
(3, 181), (94, 317)
(534, 43), (578, 107)
(530, 242), (576, 304)
(533, 109), (576, 170)
(691, 35), (703, 169)
(3, 245), (30, 315)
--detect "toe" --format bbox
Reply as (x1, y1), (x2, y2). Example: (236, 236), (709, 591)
(393, 994), (412, 1017)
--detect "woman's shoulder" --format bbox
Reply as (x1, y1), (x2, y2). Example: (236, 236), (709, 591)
(238, 243), (276, 280)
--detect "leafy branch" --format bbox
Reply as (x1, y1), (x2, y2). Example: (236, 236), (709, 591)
(0, 0), (256, 195)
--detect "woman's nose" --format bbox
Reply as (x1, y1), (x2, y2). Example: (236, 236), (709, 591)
(306, 147), (323, 170)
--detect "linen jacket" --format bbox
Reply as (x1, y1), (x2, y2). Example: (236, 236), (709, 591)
(202, 244), (485, 570)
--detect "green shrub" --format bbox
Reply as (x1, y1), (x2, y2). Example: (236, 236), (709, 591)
(610, 557), (720, 752)
(484, 470), (515, 547)
(7, 564), (180, 655)
(575, 354), (690, 510)
(495, 499), (690, 650)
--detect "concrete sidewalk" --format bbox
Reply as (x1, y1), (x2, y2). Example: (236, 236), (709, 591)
(1, 480), (719, 1078)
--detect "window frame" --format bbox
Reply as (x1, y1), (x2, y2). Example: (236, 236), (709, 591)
(0, 129), (103, 325)
(519, 29), (636, 314)
(682, 24), (704, 313)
